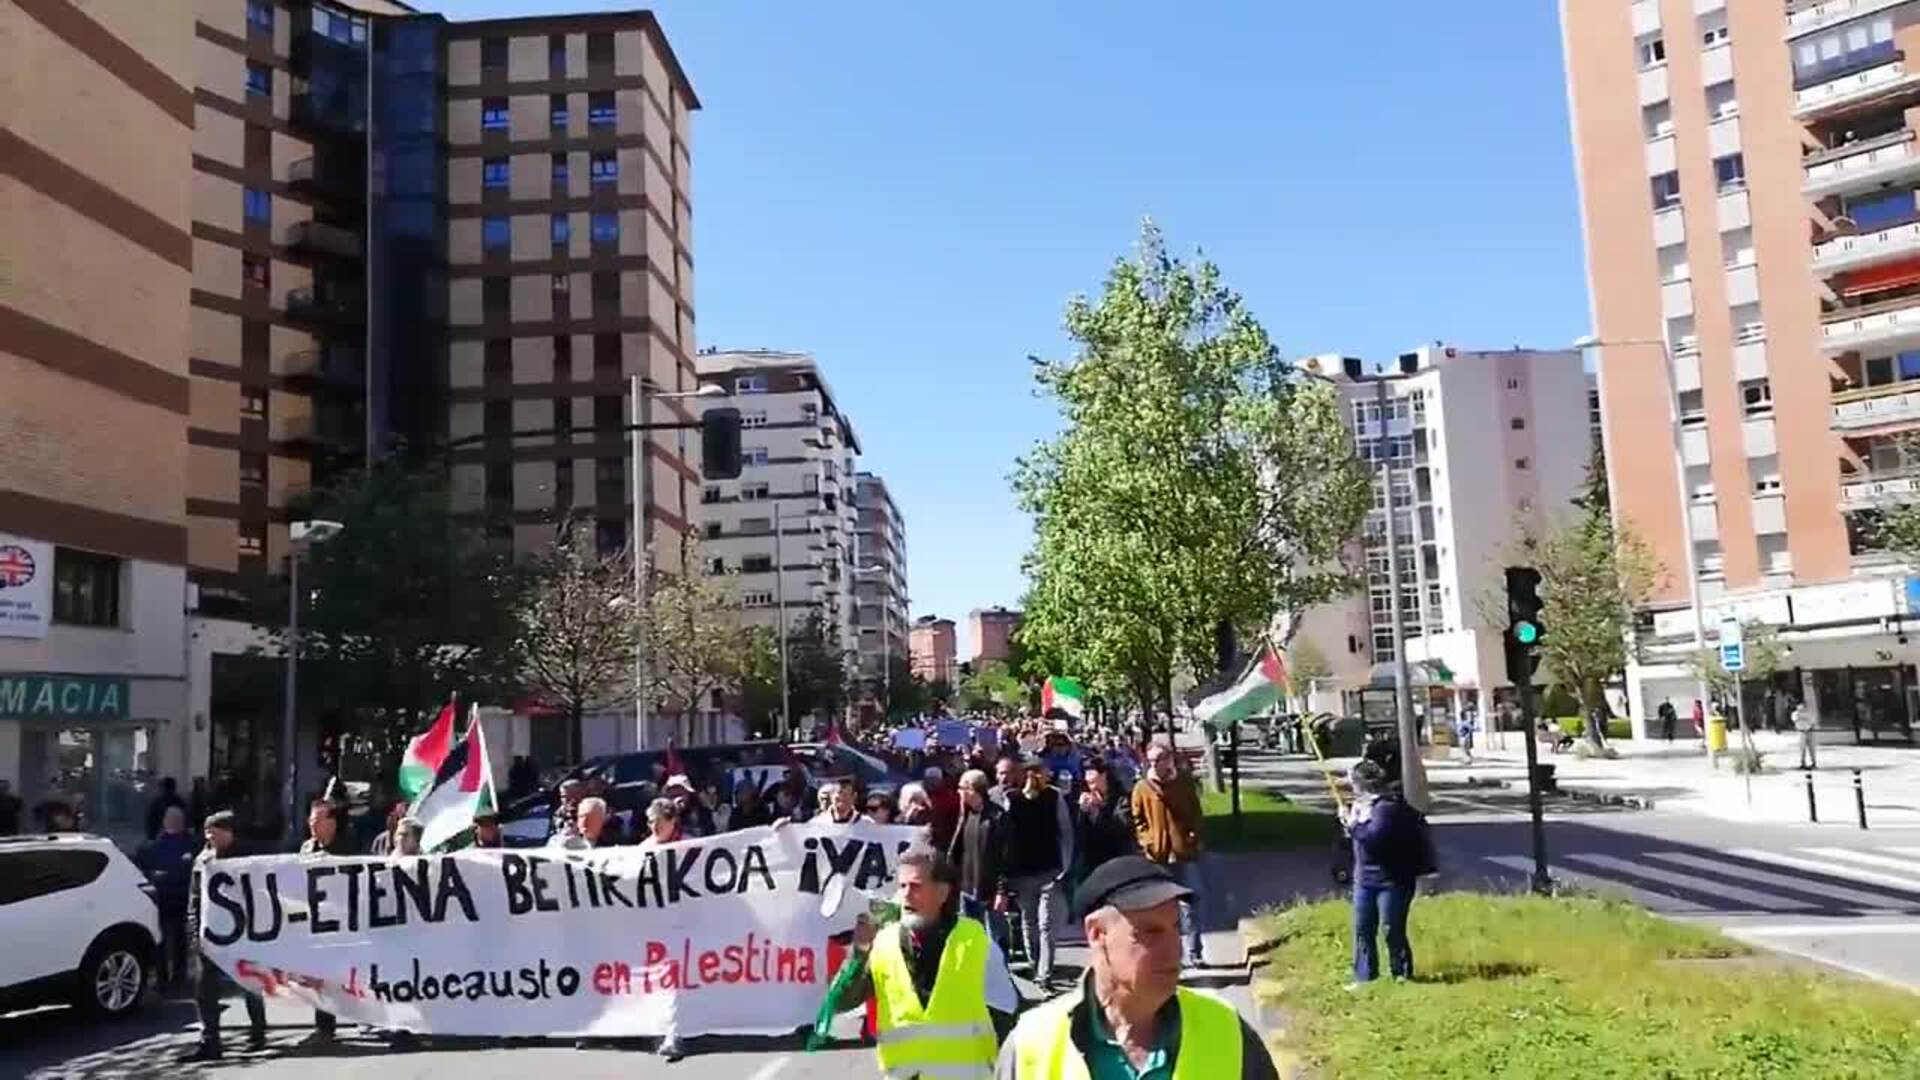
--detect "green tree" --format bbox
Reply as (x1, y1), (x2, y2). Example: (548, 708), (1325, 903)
(640, 545), (753, 745)
(1014, 222), (1372, 720)
(875, 654), (930, 720)
(1286, 636), (1333, 711)
(736, 626), (784, 738)
(515, 524), (641, 762)
(785, 613), (850, 729)
(955, 660), (1025, 718)
(265, 460), (525, 787)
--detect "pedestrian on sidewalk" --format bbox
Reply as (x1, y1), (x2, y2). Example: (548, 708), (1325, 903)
(1453, 711), (1477, 765)
(1341, 761), (1434, 985)
(1794, 698), (1819, 770)
(1129, 743), (1206, 969)
(1691, 698), (1706, 744)
(1658, 699), (1677, 742)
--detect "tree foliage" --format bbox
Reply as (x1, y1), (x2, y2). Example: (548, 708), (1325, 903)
(1686, 620), (1788, 702)
(515, 524), (640, 762)
(955, 659), (1026, 718)
(639, 543), (754, 743)
(784, 613), (850, 729)
(266, 460), (525, 783)
(1286, 636), (1333, 710)
(1013, 222), (1372, 718)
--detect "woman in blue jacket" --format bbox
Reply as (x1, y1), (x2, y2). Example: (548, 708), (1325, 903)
(1341, 760), (1433, 984)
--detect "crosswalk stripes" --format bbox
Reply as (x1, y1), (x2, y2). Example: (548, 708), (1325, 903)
(1644, 851), (1909, 912)
(1481, 845), (1920, 915)
(1562, 852), (1822, 912)
(1481, 854), (1712, 913)
(1728, 848), (1920, 897)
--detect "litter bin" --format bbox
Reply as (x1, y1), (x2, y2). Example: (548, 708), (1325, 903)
(1706, 716), (1728, 753)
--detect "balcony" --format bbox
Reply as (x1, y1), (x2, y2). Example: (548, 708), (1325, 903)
(1794, 58), (1920, 120)
(289, 92), (366, 137)
(1821, 293), (1920, 353)
(1812, 216), (1920, 275)
(1804, 130), (1920, 197)
(1841, 469), (1920, 509)
(286, 157), (361, 202)
(1788, 0), (1910, 39)
(284, 220), (362, 260)
(1832, 382), (1920, 431)
(284, 286), (364, 325)
(283, 346), (365, 388)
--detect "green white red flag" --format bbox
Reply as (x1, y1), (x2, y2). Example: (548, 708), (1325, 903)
(1192, 646), (1288, 729)
(398, 698), (457, 800)
(415, 705), (498, 853)
(1041, 676), (1086, 721)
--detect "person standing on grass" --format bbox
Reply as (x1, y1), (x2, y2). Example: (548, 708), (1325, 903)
(1341, 761), (1433, 985)
(1794, 698), (1819, 770)
(1129, 742), (1206, 969)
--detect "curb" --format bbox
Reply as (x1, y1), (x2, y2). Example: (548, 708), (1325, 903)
(1460, 773), (1656, 810)
(1237, 916), (1311, 1080)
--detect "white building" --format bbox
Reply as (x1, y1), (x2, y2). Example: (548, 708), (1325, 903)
(853, 473), (909, 712)
(694, 350), (861, 678)
(1289, 344), (1589, 729)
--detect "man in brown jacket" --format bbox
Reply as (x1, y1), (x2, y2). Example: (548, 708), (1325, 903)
(1129, 741), (1206, 967)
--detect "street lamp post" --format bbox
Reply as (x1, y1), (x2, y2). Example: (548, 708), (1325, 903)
(1573, 336), (1711, 716)
(282, 519), (343, 848)
(628, 378), (726, 751)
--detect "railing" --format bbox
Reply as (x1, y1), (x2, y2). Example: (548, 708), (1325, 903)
(1831, 383), (1920, 429)
(284, 220), (362, 259)
(1812, 217), (1920, 270)
(1821, 292), (1920, 348)
(1804, 130), (1916, 193)
(1789, 0), (1909, 38)
(1803, 127), (1912, 169)
(1841, 469), (1920, 507)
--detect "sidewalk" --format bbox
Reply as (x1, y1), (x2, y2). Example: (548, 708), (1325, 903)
(1455, 730), (1920, 828)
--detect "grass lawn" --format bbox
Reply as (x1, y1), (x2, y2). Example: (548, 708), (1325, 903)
(1199, 784), (1340, 852)
(1252, 893), (1920, 1079)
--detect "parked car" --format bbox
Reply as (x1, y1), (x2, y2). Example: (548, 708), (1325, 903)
(0, 834), (161, 1018)
(792, 741), (904, 797)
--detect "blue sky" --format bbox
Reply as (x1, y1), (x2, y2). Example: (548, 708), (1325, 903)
(419, 0), (1590, 655)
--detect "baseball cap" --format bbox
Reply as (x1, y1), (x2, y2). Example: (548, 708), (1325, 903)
(1073, 856), (1193, 920)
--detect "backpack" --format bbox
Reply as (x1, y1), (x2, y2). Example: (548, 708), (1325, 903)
(1407, 804), (1439, 877)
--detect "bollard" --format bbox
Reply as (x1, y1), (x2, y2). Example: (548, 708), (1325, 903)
(1805, 767), (1818, 823)
(1853, 768), (1868, 830)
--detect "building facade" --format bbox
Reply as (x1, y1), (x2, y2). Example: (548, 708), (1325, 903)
(1290, 345), (1589, 729)
(969, 606), (1022, 667)
(910, 616), (958, 687)
(5, 0), (703, 838)
(694, 351), (861, 658)
(1563, 0), (1920, 742)
(853, 473), (909, 702)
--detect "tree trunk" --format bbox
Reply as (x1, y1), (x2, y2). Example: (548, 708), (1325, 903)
(568, 704), (584, 765)
(1581, 683), (1606, 749)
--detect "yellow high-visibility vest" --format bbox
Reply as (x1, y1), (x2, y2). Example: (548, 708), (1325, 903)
(1007, 985), (1243, 1080)
(868, 915), (998, 1080)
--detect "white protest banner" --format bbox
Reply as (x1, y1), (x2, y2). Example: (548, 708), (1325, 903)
(199, 822), (919, 1037)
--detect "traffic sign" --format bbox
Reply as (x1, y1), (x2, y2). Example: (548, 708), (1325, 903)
(1720, 642), (1745, 672)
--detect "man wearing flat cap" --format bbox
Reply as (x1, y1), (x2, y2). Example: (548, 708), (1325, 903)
(181, 810), (268, 1062)
(997, 856), (1278, 1080)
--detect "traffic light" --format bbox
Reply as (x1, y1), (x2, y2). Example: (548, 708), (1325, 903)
(1504, 566), (1545, 685)
(701, 408), (742, 480)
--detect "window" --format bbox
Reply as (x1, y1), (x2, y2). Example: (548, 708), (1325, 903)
(590, 152), (618, 184)
(743, 591), (774, 608)
(483, 276), (508, 311)
(1705, 81), (1738, 119)
(481, 98), (509, 130)
(242, 254), (269, 290)
(1701, 21), (1729, 49)
(1642, 100), (1673, 140)
(742, 481), (770, 500)
(482, 157), (510, 189)
(551, 152), (569, 187)
(549, 34), (567, 76)
(240, 457), (266, 486)
(482, 216), (510, 251)
(243, 187), (271, 224)
(1730, 303), (1764, 343)
(237, 529), (265, 557)
(801, 402), (819, 421)
(312, 4), (366, 44)
(1845, 188), (1917, 230)
(246, 62), (271, 97)
(1722, 227), (1754, 268)
(741, 410), (768, 428)
(1514, 457), (1530, 471)
(1793, 16), (1895, 88)
(588, 91), (616, 127)
(481, 37), (508, 70)
(1638, 35), (1666, 68)
(0, 849), (109, 905)
(1505, 378), (1521, 390)
(1510, 417), (1526, 431)
(52, 548), (121, 628)
(703, 486), (722, 504)
(590, 210), (618, 246)
(1713, 153), (1746, 193)
(742, 555), (774, 573)
(707, 551), (724, 567)
(241, 390), (267, 419)
(1741, 377), (1774, 416)
(551, 212), (571, 245)
(551, 94), (568, 131)
(551, 272), (569, 296)
(246, 0), (273, 32)
(1650, 171), (1681, 210)
(1658, 243), (1690, 283)
(1678, 388), (1705, 426)
(736, 374), (768, 394)
(743, 446), (770, 466)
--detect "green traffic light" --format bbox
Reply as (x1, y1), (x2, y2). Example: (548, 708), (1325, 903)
(1514, 621), (1539, 644)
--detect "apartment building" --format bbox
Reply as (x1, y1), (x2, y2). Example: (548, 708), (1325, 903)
(1289, 346), (1589, 730)
(3, 1), (196, 842)
(1564, 0), (1919, 743)
(695, 351), (862, 658)
(6, 0), (702, 833)
(969, 606), (1023, 667)
(910, 616), (959, 686)
(853, 473), (910, 698)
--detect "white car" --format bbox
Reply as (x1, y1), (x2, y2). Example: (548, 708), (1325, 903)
(0, 834), (161, 1017)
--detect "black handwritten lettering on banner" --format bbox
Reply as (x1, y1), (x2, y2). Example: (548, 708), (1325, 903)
(198, 823), (920, 1037)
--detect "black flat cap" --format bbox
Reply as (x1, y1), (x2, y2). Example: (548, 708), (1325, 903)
(1074, 856), (1193, 920)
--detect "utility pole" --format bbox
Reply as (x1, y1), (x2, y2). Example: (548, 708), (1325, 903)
(630, 375), (651, 752)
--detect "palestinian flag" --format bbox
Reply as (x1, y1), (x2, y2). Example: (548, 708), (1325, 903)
(1192, 646), (1288, 729)
(415, 707), (498, 853)
(397, 698), (457, 800)
(1041, 677), (1086, 721)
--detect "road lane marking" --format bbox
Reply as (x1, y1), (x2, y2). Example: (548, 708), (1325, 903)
(745, 1054), (791, 1080)
(1729, 921), (1920, 938)
(1805, 847), (1920, 876)
(1729, 848), (1920, 896)
(1563, 853), (1818, 911)
(1482, 854), (1711, 913)
(1645, 851), (1919, 910)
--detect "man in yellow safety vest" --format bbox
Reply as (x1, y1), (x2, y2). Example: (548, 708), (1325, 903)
(839, 844), (1019, 1079)
(997, 856), (1278, 1080)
